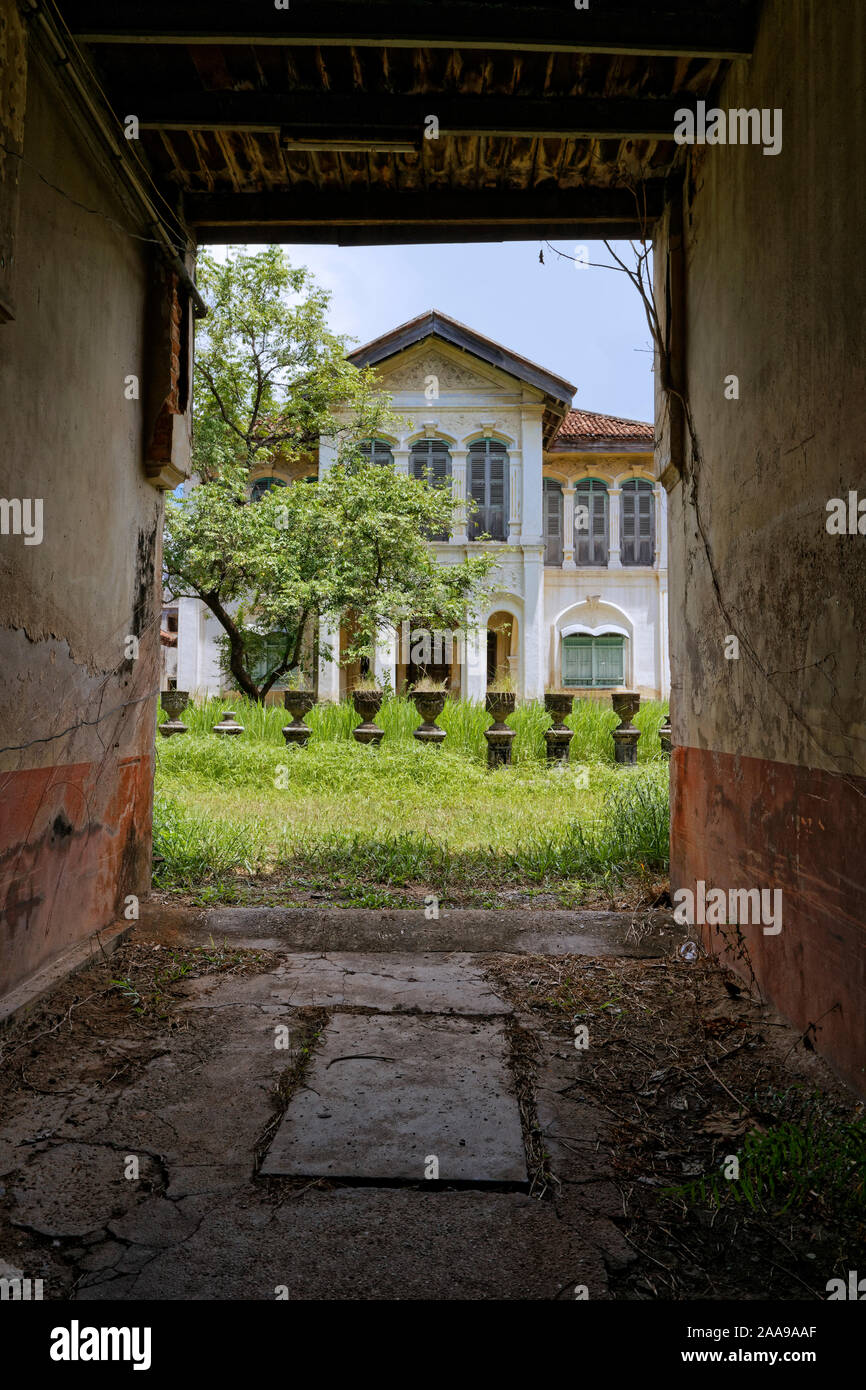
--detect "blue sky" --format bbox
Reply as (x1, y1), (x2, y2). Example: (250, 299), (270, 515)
(277, 239), (654, 424)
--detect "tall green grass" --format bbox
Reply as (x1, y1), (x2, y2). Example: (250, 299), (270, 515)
(159, 692), (668, 762)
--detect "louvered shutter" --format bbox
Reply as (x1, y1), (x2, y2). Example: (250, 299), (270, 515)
(637, 484), (654, 563)
(594, 637), (624, 686)
(468, 441), (509, 541)
(575, 480), (608, 566)
(360, 438), (393, 467)
(562, 636), (593, 686)
(488, 453), (506, 540)
(544, 480), (562, 565)
(591, 487), (608, 564)
(621, 481), (654, 565)
(411, 439), (452, 539)
(469, 452), (487, 539)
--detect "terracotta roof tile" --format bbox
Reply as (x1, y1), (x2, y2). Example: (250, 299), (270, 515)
(554, 408), (654, 444)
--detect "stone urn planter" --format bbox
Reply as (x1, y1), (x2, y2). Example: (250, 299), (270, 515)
(484, 691), (516, 768)
(659, 708), (672, 756)
(543, 691), (574, 764)
(413, 691), (447, 747)
(159, 689), (189, 737)
(352, 689), (384, 745)
(282, 691), (316, 748)
(611, 691), (641, 764)
(213, 708), (244, 737)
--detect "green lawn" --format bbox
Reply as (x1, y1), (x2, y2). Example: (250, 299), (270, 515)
(153, 695), (670, 908)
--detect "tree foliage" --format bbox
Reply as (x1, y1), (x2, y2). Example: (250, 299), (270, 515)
(165, 249), (495, 699)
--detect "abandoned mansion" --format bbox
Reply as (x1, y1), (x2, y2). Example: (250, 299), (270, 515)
(166, 311), (668, 703)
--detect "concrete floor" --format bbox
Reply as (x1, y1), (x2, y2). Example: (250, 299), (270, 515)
(0, 907), (674, 1300)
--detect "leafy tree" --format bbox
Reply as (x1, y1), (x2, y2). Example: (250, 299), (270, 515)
(191, 246), (384, 476)
(164, 249), (495, 699)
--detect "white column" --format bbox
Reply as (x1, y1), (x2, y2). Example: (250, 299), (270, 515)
(507, 449), (522, 541)
(463, 616), (487, 703)
(318, 436), (338, 477)
(392, 447), (410, 477)
(450, 449), (468, 542)
(373, 624), (397, 693)
(521, 411), (544, 542)
(522, 546), (545, 700)
(608, 486), (622, 568)
(562, 485), (576, 569)
(654, 482), (666, 568)
(176, 596), (201, 695)
(317, 616), (341, 702)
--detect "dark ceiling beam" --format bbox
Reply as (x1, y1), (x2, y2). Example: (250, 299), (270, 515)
(62, 1), (758, 58)
(186, 185), (665, 244)
(131, 93), (696, 143)
(195, 223), (656, 247)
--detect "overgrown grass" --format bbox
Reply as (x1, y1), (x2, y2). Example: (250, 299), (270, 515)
(153, 694), (670, 900)
(159, 692), (668, 762)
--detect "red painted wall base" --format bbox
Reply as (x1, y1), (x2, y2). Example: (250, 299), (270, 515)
(0, 755), (153, 998)
(671, 746), (866, 1095)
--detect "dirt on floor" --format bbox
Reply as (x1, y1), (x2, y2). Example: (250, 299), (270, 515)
(0, 929), (862, 1301)
(481, 951), (865, 1298)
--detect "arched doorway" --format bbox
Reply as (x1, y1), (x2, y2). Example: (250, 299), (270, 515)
(486, 611), (518, 689)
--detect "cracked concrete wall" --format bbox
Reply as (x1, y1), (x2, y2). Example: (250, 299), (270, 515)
(659, 0), (866, 1092)
(0, 37), (163, 997)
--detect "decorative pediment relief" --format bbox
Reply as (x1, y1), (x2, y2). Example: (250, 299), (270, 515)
(380, 348), (504, 393)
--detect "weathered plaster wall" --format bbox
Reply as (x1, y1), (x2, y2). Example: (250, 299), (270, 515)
(662, 0), (866, 1090)
(0, 42), (164, 996)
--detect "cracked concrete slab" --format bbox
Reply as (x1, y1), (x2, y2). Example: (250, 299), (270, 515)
(261, 1013), (527, 1184)
(141, 904), (675, 957)
(184, 951), (511, 1015)
(78, 1188), (609, 1301)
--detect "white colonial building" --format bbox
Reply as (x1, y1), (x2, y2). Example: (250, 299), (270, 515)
(169, 311), (668, 703)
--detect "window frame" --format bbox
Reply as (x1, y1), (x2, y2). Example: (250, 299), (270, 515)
(467, 438), (509, 542)
(574, 477), (609, 567)
(561, 633), (625, 689)
(359, 438), (395, 467)
(620, 478), (656, 566)
(410, 438), (453, 541)
(543, 477), (563, 566)
(249, 475), (288, 504)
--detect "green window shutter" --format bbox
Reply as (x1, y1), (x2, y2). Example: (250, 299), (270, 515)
(593, 636), (624, 686)
(562, 634), (624, 687)
(562, 635), (593, 686)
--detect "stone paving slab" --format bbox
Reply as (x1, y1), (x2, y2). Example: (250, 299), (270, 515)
(183, 951), (510, 1015)
(261, 1013), (527, 1184)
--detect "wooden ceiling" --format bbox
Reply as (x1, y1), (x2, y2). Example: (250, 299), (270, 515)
(55, 0), (760, 244)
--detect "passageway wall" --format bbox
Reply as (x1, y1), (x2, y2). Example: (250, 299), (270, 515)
(657, 0), (866, 1091)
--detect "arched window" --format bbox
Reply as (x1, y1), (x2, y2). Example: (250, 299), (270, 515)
(468, 439), (509, 541)
(411, 438), (452, 541)
(359, 438), (394, 467)
(250, 475), (287, 503)
(620, 479), (655, 565)
(562, 634), (625, 688)
(575, 478), (609, 566)
(543, 478), (563, 565)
